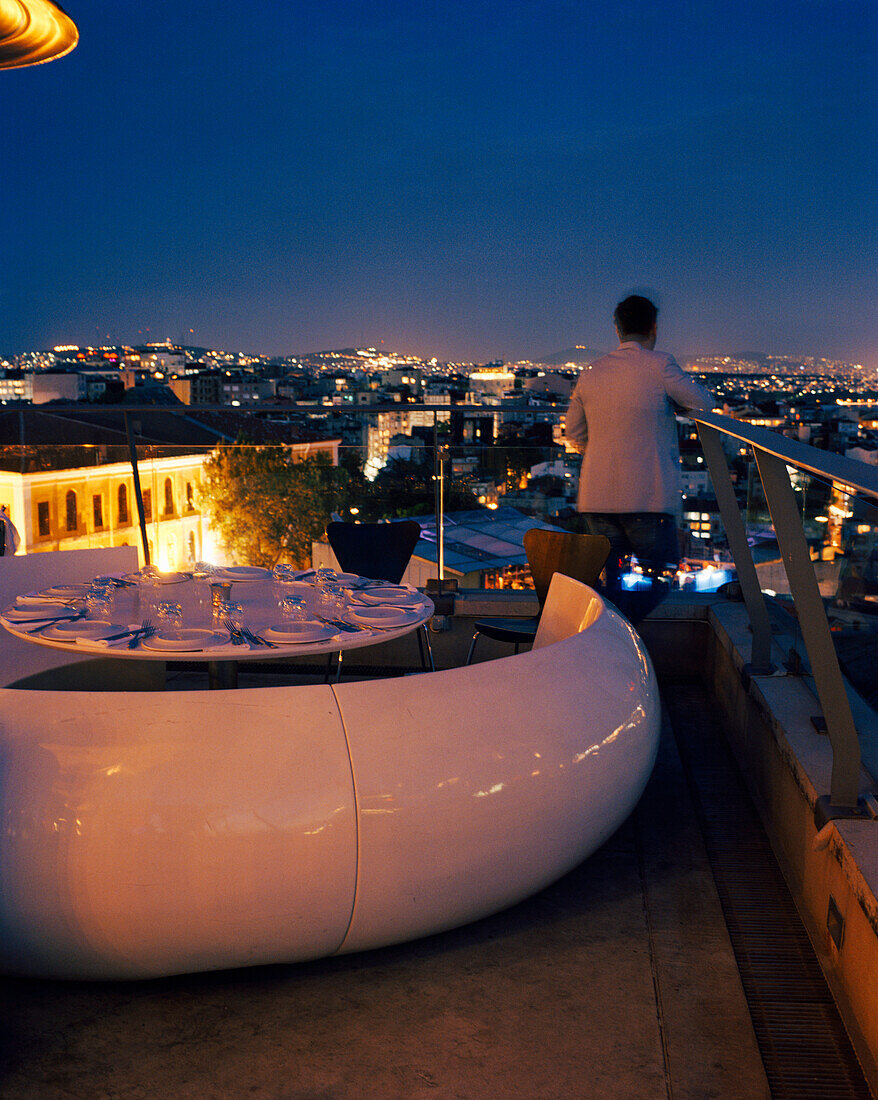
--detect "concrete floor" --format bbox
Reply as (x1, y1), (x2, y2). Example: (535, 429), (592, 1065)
(0, 707), (770, 1100)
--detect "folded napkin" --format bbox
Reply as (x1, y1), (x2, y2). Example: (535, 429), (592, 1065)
(16, 593), (73, 606)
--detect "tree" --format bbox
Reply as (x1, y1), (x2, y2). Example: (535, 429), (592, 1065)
(200, 444), (356, 567)
(359, 457), (482, 519)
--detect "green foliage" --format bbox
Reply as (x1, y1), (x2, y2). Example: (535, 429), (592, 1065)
(199, 444), (355, 567)
(358, 458), (481, 520)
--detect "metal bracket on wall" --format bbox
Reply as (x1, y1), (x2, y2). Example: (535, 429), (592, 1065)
(815, 793), (878, 826)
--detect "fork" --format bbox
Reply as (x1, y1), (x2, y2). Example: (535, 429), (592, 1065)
(243, 627), (277, 648)
(102, 620), (153, 643)
(314, 614), (363, 633)
(26, 611), (86, 633)
(127, 620), (155, 648)
(223, 619), (247, 645)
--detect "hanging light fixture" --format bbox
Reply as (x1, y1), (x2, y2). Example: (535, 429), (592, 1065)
(0, 0), (77, 69)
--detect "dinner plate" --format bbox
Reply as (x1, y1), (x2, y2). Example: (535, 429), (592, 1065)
(264, 621), (338, 643)
(42, 619), (124, 640)
(346, 606), (421, 628)
(2, 602), (80, 621)
(141, 629), (231, 652)
(353, 587), (422, 606)
(214, 566), (270, 581)
(36, 584), (91, 599)
(122, 571), (188, 585)
(17, 591), (79, 606)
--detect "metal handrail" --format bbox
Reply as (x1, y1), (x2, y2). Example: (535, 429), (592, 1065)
(689, 409), (876, 818)
(693, 410), (878, 500)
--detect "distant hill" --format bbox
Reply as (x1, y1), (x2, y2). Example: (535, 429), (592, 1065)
(534, 347), (606, 367)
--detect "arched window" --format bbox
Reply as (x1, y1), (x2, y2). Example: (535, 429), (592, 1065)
(166, 534), (177, 569)
(65, 490), (77, 532)
(118, 484), (128, 524)
(185, 481), (194, 510)
(164, 478), (174, 516)
(187, 531), (196, 562)
(37, 501), (50, 537)
(143, 489), (152, 521)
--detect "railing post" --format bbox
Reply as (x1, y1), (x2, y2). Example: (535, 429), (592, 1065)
(754, 449), (861, 808)
(124, 411), (150, 567)
(697, 424), (773, 673)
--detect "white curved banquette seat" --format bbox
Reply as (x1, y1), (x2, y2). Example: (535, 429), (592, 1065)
(0, 573), (660, 979)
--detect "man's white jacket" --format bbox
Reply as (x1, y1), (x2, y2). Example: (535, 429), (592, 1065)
(565, 342), (713, 516)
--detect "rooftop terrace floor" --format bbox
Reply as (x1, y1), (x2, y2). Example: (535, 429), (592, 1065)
(0, 675), (870, 1099)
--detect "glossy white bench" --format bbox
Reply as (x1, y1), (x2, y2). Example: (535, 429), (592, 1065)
(0, 573), (660, 979)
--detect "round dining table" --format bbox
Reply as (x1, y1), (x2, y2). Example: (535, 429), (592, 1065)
(1, 567), (434, 689)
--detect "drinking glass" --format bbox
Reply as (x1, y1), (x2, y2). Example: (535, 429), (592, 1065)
(85, 584), (113, 621)
(225, 602), (245, 633)
(279, 595), (308, 623)
(156, 601), (184, 639)
(210, 581), (233, 625)
(192, 560), (215, 625)
(137, 565), (162, 618)
(192, 560), (214, 582)
(272, 563), (298, 600)
(316, 581), (346, 618)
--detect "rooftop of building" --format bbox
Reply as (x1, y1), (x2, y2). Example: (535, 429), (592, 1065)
(1, 592), (873, 1098)
(0, 407), (339, 472)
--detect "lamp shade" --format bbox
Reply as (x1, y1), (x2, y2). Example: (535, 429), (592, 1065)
(0, 0), (77, 69)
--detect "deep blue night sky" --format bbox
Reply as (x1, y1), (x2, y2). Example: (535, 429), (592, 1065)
(3, 0), (876, 365)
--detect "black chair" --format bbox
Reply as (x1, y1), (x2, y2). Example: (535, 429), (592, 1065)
(326, 520), (433, 673)
(466, 528), (611, 664)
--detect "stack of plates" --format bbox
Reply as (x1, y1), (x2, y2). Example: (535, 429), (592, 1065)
(141, 629), (232, 652)
(42, 619), (124, 641)
(353, 586), (422, 607)
(213, 566), (270, 582)
(346, 605), (420, 628)
(264, 621), (338, 643)
(2, 602), (80, 623)
(122, 571), (188, 585)
(35, 584), (90, 600)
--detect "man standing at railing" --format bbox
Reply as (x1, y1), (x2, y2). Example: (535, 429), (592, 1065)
(564, 294), (713, 622)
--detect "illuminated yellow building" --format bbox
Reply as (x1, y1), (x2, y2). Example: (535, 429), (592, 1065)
(0, 453), (207, 570)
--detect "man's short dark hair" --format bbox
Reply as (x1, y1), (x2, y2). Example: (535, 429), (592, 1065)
(614, 295), (658, 338)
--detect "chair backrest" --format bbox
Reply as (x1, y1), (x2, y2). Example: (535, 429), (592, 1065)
(522, 528), (611, 609)
(326, 520), (422, 584)
(533, 572), (603, 650)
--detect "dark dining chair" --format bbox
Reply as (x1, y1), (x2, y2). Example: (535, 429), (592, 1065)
(465, 528), (611, 664)
(326, 519), (433, 673)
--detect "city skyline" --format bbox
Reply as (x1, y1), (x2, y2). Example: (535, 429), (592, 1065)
(3, 1), (876, 368)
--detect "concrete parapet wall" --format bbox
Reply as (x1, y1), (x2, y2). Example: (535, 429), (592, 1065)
(649, 598), (878, 1090)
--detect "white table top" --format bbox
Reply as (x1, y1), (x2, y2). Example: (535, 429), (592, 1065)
(1, 569), (434, 664)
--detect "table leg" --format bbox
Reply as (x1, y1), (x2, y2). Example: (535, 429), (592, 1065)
(208, 660), (238, 689)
